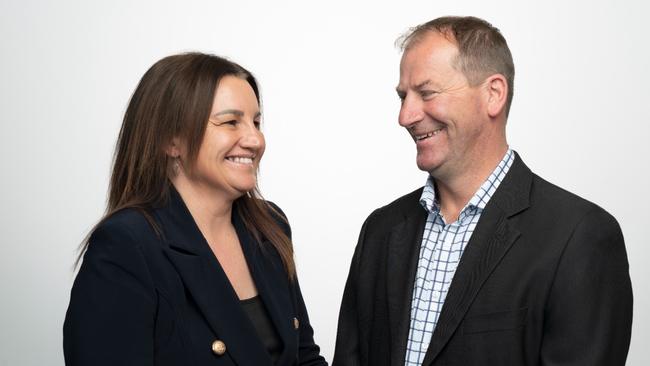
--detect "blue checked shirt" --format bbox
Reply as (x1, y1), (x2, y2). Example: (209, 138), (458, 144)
(404, 149), (515, 366)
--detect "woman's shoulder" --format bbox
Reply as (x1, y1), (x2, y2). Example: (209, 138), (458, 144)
(265, 200), (286, 219)
(264, 200), (291, 236)
(90, 208), (159, 250)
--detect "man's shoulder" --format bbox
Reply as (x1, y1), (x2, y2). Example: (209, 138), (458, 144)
(520, 171), (622, 238)
(530, 173), (605, 215)
(504, 153), (614, 221)
(364, 187), (424, 228)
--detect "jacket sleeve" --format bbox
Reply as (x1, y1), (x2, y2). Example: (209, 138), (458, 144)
(268, 201), (328, 366)
(540, 207), (633, 366)
(294, 277), (328, 366)
(63, 221), (157, 366)
(332, 214), (372, 366)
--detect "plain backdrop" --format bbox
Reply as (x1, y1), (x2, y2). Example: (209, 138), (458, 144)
(1, 0), (649, 365)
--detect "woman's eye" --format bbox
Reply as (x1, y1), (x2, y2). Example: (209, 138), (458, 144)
(224, 120), (237, 126)
(254, 120), (261, 129)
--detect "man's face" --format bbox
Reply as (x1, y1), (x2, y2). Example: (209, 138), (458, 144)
(397, 32), (489, 180)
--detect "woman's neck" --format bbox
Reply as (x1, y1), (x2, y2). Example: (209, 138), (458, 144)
(170, 175), (235, 241)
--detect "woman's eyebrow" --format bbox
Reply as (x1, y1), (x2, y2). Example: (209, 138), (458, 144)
(211, 109), (244, 118)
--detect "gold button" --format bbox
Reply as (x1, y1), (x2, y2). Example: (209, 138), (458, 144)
(211, 340), (226, 356)
(293, 317), (299, 330)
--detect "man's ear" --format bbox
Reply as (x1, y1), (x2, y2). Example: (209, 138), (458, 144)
(485, 74), (508, 118)
(165, 137), (182, 158)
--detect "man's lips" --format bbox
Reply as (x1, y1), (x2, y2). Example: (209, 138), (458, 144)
(413, 127), (445, 142)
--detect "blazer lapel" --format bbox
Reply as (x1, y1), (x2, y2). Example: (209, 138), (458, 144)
(233, 210), (297, 366)
(156, 189), (273, 366)
(421, 154), (533, 365)
(386, 192), (428, 366)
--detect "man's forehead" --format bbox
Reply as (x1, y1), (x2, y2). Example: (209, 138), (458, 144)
(398, 34), (459, 84)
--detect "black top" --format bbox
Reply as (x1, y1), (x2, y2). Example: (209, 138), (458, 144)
(240, 295), (282, 363)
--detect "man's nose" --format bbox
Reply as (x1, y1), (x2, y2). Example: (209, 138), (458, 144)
(398, 95), (423, 128)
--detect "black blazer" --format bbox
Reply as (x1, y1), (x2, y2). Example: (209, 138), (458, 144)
(333, 153), (632, 366)
(64, 189), (327, 366)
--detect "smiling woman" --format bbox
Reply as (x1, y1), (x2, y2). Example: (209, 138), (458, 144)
(63, 53), (327, 366)
(173, 75), (267, 207)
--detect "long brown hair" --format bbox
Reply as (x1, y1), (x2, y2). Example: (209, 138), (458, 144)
(78, 52), (295, 279)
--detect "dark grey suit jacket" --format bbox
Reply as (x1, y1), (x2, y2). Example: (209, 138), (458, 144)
(333, 153), (632, 366)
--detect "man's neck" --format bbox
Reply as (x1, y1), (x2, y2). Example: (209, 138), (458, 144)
(434, 145), (508, 223)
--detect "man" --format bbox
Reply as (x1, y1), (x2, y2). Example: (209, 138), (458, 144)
(333, 16), (632, 366)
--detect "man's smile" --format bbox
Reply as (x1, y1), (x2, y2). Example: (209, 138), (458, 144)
(413, 127), (446, 142)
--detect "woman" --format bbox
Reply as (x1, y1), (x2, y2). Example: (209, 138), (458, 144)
(64, 53), (327, 366)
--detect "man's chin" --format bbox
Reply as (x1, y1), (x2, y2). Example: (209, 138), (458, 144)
(416, 158), (441, 174)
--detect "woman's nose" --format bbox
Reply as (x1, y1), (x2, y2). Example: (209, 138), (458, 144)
(240, 123), (263, 148)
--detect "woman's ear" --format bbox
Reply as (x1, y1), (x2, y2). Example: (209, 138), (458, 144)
(485, 74), (508, 118)
(165, 137), (182, 158)
(166, 137), (186, 177)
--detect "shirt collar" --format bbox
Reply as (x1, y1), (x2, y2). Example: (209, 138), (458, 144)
(419, 148), (515, 214)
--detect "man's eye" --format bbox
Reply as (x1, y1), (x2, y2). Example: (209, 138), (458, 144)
(420, 90), (437, 98)
(254, 120), (261, 129)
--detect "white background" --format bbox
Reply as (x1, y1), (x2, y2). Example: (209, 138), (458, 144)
(1, 0), (649, 365)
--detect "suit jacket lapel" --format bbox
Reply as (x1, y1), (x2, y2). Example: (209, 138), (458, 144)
(386, 191), (428, 366)
(421, 154), (533, 365)
(156, 189), (274, 366)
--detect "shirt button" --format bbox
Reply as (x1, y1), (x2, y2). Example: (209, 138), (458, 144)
(211, 340), (226, 356)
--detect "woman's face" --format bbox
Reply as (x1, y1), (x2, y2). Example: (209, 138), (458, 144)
(190, 75), (265, 199)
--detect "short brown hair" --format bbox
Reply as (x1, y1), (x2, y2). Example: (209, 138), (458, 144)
(399, 16), (515, 116)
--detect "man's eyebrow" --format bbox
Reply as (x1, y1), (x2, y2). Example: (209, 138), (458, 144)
(396, 80), (433, 95)
(415, 80), (432, 90)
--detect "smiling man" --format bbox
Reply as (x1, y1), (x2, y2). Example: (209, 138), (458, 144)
(333, 16), (632, 366)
